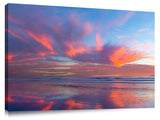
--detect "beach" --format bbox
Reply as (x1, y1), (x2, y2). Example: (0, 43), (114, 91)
(5, 76), (154, 111)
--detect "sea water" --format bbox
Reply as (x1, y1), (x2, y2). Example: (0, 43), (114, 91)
(5, 76), (154, 111)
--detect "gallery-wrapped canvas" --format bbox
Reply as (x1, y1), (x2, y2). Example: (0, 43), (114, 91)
(5, 3), (154, 111)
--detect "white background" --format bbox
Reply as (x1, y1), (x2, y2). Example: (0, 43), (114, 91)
(0, 0), (160, 120)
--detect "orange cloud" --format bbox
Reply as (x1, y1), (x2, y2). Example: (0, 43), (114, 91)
(96, 33), (103, 51)
(27, 31), (57, 55)
(5, 95), (15, 102)
(42, 101), (56, 111)
(9, 56), (42, 63)
(25, 95), (41, 99)
(65, 42), (90, 57)
(6, 94), (41, 103)
(109, 45), (147, 67)
(64, 99), (87, 110)
(6, 29), (27, 42)
(37, 51), (57, 57)
(94, 104), (102, 109)
(6, 54), (17, 62)
(36, 100), (46, 104)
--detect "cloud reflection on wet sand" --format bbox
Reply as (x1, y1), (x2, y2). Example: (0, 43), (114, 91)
(6, 78), (154, 111)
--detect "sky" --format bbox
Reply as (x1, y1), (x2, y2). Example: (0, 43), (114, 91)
(5, 4), (154, 79)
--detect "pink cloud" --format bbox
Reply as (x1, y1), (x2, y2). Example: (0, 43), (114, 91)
(83, 22), (92, 35)
(130, 42), (154, 51)
(138, 28), (149, 32)
(96, 33), (103, 51)
(69, 13), (80, 27)
(117, 35), (129, 39)
(117, 11), (135, 26)
(106, 11), (135, 30)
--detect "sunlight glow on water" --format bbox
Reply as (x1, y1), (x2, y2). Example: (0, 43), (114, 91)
(5, 77), (154, 111)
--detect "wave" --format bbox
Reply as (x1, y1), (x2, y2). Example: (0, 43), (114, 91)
(7, 76), (154, 84)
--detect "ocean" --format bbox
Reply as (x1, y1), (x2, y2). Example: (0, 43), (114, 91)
(5, 76), (154, 111)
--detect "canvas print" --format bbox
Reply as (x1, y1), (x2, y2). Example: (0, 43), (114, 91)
(5, 4), (154, 111)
